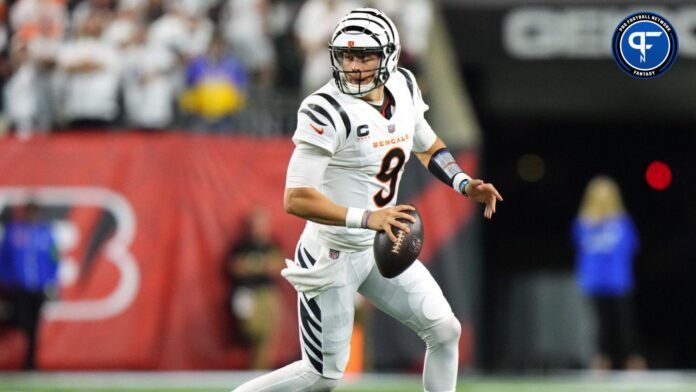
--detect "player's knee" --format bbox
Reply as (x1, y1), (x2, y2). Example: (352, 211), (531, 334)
(422, 315), (461, 349)
(436, 316), (462, 345)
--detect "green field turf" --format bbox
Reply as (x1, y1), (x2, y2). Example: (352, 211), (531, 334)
(1, 371), (696, 392)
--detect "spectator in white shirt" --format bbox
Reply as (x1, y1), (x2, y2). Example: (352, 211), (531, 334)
(102, 1), (143, 49)
(3, 38), (40, 139)
(70, 0), (116, 38)
(220, 0), (275, 89)
(148, 0), (215, 113)
(148, 0), (214, 60)
(3, 12), (61, 139)
(10, 0), (66, 42)
(56, 12), (121, 129)
(121, 26), (177, 129)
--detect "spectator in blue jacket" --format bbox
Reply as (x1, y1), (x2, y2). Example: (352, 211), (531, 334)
(572, 176), (646, 371)
(0, 201), (59, 370)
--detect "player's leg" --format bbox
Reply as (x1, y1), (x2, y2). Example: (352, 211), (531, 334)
(358, 261), (460, 392)
(233, 240), (357, 391)
(231, 360), (339, 392)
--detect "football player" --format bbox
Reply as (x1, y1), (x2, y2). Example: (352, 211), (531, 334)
(232, 8), (502, 392)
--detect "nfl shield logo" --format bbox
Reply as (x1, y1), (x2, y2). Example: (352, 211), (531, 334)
(388, 124), (395, 133)
(329, 249), (340, 260)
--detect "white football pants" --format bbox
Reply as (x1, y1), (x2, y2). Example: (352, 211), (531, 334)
(232, 234), (461, 392)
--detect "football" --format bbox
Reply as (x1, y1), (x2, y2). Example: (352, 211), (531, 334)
(373, 207), (424, 278)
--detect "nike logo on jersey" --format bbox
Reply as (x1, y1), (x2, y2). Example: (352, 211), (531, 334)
(310, 124), (324, 135)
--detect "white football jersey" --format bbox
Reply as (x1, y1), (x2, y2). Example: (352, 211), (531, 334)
(291, 67), (437, 251)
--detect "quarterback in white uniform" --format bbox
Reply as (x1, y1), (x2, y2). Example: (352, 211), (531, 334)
(233, 8), (502, 392)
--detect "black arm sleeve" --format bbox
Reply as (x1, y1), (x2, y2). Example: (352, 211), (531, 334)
(428, 148), (463, 186)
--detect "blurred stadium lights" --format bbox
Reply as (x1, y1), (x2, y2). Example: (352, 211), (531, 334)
(516, 153), (546, 182)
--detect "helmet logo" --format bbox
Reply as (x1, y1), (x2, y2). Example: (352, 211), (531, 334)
(348, 40), (355, 47)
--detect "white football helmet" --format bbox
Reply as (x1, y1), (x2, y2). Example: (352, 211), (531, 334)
(329, 8), (401, 97)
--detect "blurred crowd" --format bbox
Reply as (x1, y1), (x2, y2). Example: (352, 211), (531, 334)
(0, 0), (432, 138)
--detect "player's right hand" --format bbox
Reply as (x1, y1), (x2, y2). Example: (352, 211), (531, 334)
(366, 205), (416, 243)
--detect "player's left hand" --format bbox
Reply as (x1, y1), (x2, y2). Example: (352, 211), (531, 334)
(464, 179), (503, 219)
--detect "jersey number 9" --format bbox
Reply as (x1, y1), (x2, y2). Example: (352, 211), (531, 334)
(373, 148), (406, 207)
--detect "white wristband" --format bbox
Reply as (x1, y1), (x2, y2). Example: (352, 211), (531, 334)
(452, 172), (471, 194)
(345, 207), (366, 228)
